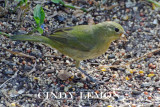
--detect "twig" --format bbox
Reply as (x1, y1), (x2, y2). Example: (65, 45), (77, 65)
(26, 61), (37, 75)
(0, 47), (36, 59)
(99, 64), (130, 69)
(0, 71), (19, 89)
(1, 90), (12, 103)
(145, 0), (160, 7)
(100, 48), (160, 69)
(0, 31), (11, 37)
(128, 48), (160, 64)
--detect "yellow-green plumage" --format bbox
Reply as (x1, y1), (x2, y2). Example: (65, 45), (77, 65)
(10, 21), (124, 67)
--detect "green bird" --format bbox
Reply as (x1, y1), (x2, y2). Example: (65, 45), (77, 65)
(10, 21), (125, 82)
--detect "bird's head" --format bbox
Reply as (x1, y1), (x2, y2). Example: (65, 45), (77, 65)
(98, 21), (126, 41)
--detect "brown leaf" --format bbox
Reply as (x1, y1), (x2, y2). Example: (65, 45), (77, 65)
(57, 70), (72, 80)
(73, 10), (84, 17)
(88, 18), (95, 25)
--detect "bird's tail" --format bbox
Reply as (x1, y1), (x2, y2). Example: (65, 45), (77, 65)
(10, 35), (53, 45)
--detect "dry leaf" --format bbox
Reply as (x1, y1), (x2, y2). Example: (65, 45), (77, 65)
(88, 18), (95, 25)
(57, 70), (72, 80)
(73, 10), (84, 17)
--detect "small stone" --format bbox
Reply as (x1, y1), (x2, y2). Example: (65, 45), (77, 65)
(132, 90), (141, 95)
(149, 58), (155, 63)
(0, 104), (5, 107)
(18, 89), (25, 94)
(45, 5), (48, 9)
(101, 68), (106, 72)
(9, 90), (19, 98)
(22, 61), (26, 65)
(140, 12), (144, 17)
(45, 69), (55, 74)
(133, 7), (138, 12)
(123, 15), (129, 21)
(148, 74), (155, 77)
(126, 76), (130, 80)
(153, 19), (158, 25)
(24, 65), (32, 70)
(139, 70), (144, 74)
(148, 96), (152, 100)
(76, 82), (84, 88)
(0, 78), (5, 84)
(108, 54), (115, 59)
(57, 70), (72, 80)
(107, 105), (113, 107)
(141, 83), (151, 88)
(4, 70), (14, 75)
(126, 8), (130, 13)
(64, 85), (72, 92)
(10, 103), (16, 107)
(57, 16), (65, 22)
(126, 0), (135, 8)
(131, 104), (136, 107)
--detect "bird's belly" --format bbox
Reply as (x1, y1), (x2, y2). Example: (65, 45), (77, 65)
(58, 48), (93, 60)
(57, 44), (110, 61)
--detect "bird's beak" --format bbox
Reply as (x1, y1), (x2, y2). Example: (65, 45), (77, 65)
(120, 32), (127, 41)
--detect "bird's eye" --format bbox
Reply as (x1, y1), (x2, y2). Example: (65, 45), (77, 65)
(115, 28), (119, 32)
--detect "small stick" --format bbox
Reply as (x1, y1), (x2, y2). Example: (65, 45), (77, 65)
(128, 48), (160, 64)
(0, 47), (36, 59)
(0, 71), (19, 89)
(100, 48), (160, 69)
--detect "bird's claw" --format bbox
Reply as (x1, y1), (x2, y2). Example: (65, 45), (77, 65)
(78, 67), (105, 89)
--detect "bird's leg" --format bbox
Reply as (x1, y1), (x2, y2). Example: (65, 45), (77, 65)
(76, 60), (96, 82)
(78, 67), (105, 89)
(76, 60), (104, 85)
(75, 60), (80, 68)
(78, 67), (97, 83)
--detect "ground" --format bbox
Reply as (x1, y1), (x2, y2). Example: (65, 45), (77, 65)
(0, 0), (160, 107)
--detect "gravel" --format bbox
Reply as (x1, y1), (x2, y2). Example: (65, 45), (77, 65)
(0, 0), (160, 107)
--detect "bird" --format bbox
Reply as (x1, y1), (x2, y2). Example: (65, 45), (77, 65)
(10, 21), (125, 83)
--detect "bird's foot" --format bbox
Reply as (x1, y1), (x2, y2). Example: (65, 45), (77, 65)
(78, 67), (105, 88)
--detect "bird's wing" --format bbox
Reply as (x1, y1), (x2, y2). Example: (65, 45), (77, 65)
(48, 25), (96, 52)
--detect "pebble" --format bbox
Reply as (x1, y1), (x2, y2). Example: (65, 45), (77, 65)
(30, 52), (42, 58)
(76, 82), (84, 88)
(0, 0), (160, 107)
(17, 89), (25, 94)
(57, 16), (65, 22)
(108, 54), (115, 59)
(125, 0), (135, 8)
(133, 7), (138, 12)
(29, 89), (38, 94)
(24, 65), (32, 71)
(123, 15), (129, 21)
(141, 83), (151, 88)
(153, 19), (158, 25)
(9, 90), (19, 98)
(132, 90), (142, 95)
(4, 70), (14, 75)
(0, 104), (5, 107)
(45, 69), (55, 74)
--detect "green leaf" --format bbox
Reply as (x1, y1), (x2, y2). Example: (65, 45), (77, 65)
(33, 4), (45, 26)
(15, 0), (22, 2)
(16, 0), (27, 5)
(34, 17), (40, 26)
(146, 0), (160, 7)
(15, 0), (27, 3)
(24, 0), (27, 4)
(37, 27), (43, 34)
(51, 0), (87, 12)
(51, 0), (62, 4)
